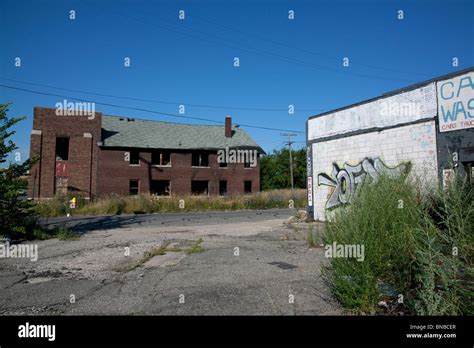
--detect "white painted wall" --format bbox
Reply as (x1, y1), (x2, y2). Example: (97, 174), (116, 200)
(308, 83), (437, 140)
(311, 121), (438, 221)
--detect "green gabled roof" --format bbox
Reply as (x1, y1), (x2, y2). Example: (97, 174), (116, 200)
(101, 115), (264, 153)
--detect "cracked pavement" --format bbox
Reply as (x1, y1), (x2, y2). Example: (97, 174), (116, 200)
(0, 209), (341, 315)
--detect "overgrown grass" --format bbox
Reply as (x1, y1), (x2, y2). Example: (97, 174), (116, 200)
(184, 238), (205, 255)
(306, 224), (323, 248)
(323, 174), (473, 315)
(54, 225), (80, 241)
(20, 224), (80, 241)
(127, 238), (205, 271)
(127, 244), (169, 271)
(34, 189), (306, 217)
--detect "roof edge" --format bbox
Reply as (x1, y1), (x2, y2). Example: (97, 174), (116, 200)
(308, 66), (474, 121)
(99, 144), (266, 154)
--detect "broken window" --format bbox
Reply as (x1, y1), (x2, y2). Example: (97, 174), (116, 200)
(129, 179), (139, 195)
(55, 137), (69, 161)
(151, 180), (170, 196)
(244, 180), (252, 193)
(151, 150), (171, 166)
(219, 180), (227, 195)
(191, 180), (208, 195)
(192, 152), (209, 167)
(130, 150), (140, 165)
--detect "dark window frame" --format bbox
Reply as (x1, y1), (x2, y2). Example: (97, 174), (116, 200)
(150, 180), (171, 196)
(191, 180), (209, 195)
(192, 152), (209, 167)
(55, 137), (69, 161)
(244, 180), (252, 193)
(219, 180), (227, 196)
(129, 150), (140, 165)
(151, 150), (171, 166)
(129, 179), (140, 195)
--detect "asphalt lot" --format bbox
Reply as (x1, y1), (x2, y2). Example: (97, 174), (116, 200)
(0, 209), (341, 315)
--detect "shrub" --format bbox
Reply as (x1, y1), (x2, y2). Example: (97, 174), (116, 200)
(0, 104), (38, 241)
(323, 173), (473, 315)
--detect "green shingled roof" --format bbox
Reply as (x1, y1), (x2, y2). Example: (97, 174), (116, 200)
(101, 116), (264, 153)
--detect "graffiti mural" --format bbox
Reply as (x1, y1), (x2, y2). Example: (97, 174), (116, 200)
(317, 158), (411, 209)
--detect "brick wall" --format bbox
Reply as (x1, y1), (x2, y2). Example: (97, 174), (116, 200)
(97, 148), (260, 196)
(28, 107), (102, 199)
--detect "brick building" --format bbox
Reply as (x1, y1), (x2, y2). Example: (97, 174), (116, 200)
(29, 107), (263, 199)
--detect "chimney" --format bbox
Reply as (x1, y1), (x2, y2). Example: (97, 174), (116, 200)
(225, 115), (232, 138)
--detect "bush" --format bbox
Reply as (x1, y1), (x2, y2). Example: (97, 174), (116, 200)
(323, 173), (473, 315)
(0, 103), (38, 241)
(413, 176), (474, 315)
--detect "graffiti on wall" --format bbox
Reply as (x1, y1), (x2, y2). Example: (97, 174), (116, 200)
(317, 157), (411, 209)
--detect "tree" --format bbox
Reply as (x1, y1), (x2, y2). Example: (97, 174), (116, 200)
(260, 147), (307, 190)
(0, 103), (36, 240)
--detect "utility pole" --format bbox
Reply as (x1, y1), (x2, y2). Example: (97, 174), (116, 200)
(281, 133), (297, 190)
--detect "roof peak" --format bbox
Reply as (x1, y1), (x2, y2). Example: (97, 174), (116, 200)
(103, 114), (231, 128)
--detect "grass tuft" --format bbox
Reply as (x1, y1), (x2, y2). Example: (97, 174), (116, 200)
(127, 238), (206, 271)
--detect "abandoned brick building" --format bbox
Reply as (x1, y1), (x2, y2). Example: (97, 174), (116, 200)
(28, 107), (263, 199)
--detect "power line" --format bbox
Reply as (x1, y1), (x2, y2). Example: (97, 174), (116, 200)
(0, 83), (305, 134)
(89, 2), (413, 83)
(190, 13), (433, 78)
(0, 77), (322, 113)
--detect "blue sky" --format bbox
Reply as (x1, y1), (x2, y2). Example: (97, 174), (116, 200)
(1, 0), (473, 163)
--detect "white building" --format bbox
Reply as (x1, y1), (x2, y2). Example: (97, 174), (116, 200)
(306, 68), (474, 221)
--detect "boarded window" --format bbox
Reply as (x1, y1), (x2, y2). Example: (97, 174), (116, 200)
(192, 152), (209, 167)
(219, 180), (227, 195)
(129, 180), (139, 195)
(151, 180), (170, 196)
(130, 151), (140, 165)
(191, 180), (208, 195)
(151, 151), (171, 166)
(244, 181), (252, 193)
(55, 137), (69, 161)
(54, 177), (68, 195)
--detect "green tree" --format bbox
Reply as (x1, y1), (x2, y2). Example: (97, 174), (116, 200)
(260, 147), (307, 190)
(0, 103), (37, 240)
